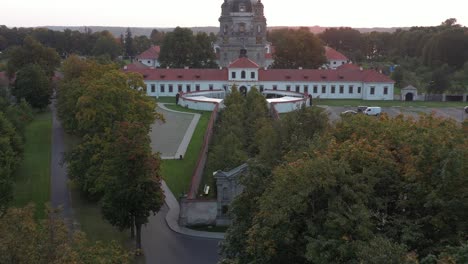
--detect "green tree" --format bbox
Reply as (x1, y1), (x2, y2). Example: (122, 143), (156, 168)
(133, 35), (152, 55)
(124, 28), (135, 58)
(0, 205), (131, 263)
(0, 112), (22, 216)
(150, 29), (165, 45)
(159, 27), (195, 68)
(13, 64), (51, 109)
(270, 28), (326, 69)
(75, 70), (157, 136)
(192, 32), (218, 68)
(92, 31), (122, 60)
(100, 122), (164, 252)
(7, 36), (60, 77)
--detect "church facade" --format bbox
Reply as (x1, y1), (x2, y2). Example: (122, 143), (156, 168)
(214, 0), (272, 67)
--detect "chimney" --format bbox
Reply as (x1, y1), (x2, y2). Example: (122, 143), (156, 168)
(123, 66), (128, 70)
(184, 66), (189, 69)
(298, 67), (303, 70)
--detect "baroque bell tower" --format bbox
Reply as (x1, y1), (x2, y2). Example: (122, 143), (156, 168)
(215, 0), (271, 67)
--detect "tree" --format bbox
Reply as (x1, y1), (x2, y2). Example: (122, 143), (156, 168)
(92, 31), (122, 60)
(222, 113), (467, 263)
(0, 205), (131, 263)
(150, 29), (165, 45)
(320, 27), (363, 54)
(159, 27), (195, 68)
(133, 35), (152, 55)
(75, 70), (157, 136)
(13, 64), (51, 109)
(269, 28), (326, 69)
(0, 112), (22, 216)
(100, 122), (164, 252)
(124, 28), (135, 58)
(7, 36), (60, 77)
(191, 32), (218, 68)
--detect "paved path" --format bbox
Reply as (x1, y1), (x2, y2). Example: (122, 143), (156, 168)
(145, 104), (222, 263)
(150, 104), (200, 159)
(50, 100), (73, 226)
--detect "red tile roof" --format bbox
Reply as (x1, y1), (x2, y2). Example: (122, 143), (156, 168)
(125, 61), (150, 71)
(336, 63), (360, 70)
(124, 68), (228, 81)
(124, 65), (393, 83)
(229, 57), (259, 68)
(136, 46), (160, 60)
(259, 68), (394, 83)
(325, 46), (348, 61)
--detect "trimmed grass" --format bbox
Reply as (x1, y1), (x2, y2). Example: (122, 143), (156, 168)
(13, 111), (52, 219)
(161, 104), (211, 197)
(155, 96), (177, 104)
(315, 99), (467, 108)
(63, 133), (135, 253)
(70, 184), (130, 245)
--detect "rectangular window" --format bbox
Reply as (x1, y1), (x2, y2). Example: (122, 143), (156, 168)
(313, 85), (318, 94)
(160, 84), (165, 93)
(339, 85), (344, 94)
(186, 84), (191, 92)
(331, 85), (336, 94)
(304, 85), (309, 93)
(273, 85), (277, 90)
(209, 84), (214, 90)
(286, 85), (291, 91)
(251, 72), (255, 79)
(370, 86), (375, 95)
(178, 85), (183, 92)
(151, 84), (155, 93)
(196, 84), (200, 91)
(349, 85), (353, 94)
(231, 72), (236, 79)
(358, 87), (361, 93)
(384, 86), (388, 95)
(169, 84), (173, 93)
(296, 85), (300, 93)
(259, 85), (264, 91)
(322, 85), (326, 93)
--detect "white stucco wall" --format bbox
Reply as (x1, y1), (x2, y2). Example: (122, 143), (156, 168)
(138, 59), (160, 68)
(228, 69), (259, 81)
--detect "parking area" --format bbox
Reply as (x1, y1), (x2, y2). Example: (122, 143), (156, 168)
(321, 105), (467, 123)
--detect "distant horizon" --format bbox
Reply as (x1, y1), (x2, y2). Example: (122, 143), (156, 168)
(2, 0), (466, 29)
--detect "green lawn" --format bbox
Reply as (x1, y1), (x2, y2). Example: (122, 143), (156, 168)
(70, 184), (130, 245)
(155, 96), (177, 104)
(315, 99), (467, 108)
(161, 104), (211, 198)
(13, 111), (52, 219)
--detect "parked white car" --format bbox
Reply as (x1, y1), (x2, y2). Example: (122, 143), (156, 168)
(364, 107), (382, 116)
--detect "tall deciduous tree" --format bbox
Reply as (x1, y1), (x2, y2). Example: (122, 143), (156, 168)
(0, 205), (131, 263)
(100, 122), (164, 253)
(92, 31), (122, 60)
(13, 64), (51, 109)
(7, 36), (60, 77)
(270, 27), (326, 69)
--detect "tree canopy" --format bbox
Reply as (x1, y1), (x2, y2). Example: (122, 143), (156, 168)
(221, 113), (468, 263)
(269, 28), (326, 69)
(13, 64), (51, 109)
(159, 27), (218, 68)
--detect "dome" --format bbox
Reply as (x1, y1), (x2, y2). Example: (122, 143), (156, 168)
(224, 0), (258, 13)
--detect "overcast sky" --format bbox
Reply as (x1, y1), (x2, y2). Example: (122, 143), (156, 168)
(2, 0), (467, 28)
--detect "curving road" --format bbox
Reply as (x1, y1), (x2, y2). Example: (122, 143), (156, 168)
(50, 101), (221, 263)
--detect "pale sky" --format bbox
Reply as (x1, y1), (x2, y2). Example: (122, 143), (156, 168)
(1, 0), (467, 28)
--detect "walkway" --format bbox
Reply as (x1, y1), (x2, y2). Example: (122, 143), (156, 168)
(50, 100), (74, 227)
(150, 104), (200, 159)
(145, 104), (222, 263)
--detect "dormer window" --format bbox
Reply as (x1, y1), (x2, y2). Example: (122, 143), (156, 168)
(195, 75), (201, 79)
(177, 75), (183, 79)
(321, 75), (327, 80)
(285, 75), (291, 80)
(304, 75), (309, 79)
(160, 74), (165, 78)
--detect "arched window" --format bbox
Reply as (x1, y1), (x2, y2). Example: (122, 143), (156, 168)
(241, 70), (246, 79)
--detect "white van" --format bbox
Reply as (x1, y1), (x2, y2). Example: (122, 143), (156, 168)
(364, 107), (382, 116)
